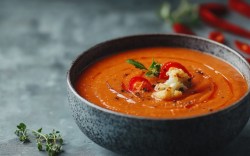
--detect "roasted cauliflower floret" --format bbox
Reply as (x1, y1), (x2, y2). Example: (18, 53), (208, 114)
(152, 67), (191, 100)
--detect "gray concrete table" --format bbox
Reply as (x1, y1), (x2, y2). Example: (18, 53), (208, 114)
(1, 0), (250, 155)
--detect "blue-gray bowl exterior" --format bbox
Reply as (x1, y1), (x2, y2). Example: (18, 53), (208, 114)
(67, 34), (250, 155)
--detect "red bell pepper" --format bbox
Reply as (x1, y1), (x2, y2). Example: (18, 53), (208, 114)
(208, 31), (225, 44)
(159, 62), (191, 79)
(229, 0), (250, 18)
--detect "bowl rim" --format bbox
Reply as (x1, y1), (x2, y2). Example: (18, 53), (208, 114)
(67, 33), (250, 121)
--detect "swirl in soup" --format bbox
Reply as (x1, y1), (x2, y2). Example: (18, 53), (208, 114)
(75, 47), (248, 118)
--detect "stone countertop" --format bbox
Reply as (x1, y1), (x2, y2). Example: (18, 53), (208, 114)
(0, 0), (250, 155)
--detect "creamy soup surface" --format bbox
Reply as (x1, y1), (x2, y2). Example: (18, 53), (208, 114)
(75, 47), (248, 118)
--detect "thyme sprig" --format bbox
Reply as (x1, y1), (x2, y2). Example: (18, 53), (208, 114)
(15, 122), (63, 156)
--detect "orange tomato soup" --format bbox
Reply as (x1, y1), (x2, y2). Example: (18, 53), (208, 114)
(75, 47), (248, 118)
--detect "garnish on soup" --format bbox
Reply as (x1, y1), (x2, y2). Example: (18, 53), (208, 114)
(128, 76), (153, 93)
(127, 59), (192, 100)
(126, 59), (161, 77)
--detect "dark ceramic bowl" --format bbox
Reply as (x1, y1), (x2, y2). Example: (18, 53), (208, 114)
(67, 34), (250, 155)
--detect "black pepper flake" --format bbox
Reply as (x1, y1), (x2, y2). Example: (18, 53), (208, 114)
(124, 73), (129, 77)
(196, 70), (204, 75)
(143, 87), (150, 92)
(191, 90), (196, 94)
(172, 103), (177, 106)
(135, 92), (141, 97)
(115, 97), (119, 100)
(121, 89), (125, 93)
(179, 87), (184, 92)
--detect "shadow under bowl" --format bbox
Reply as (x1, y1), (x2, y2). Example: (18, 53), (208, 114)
(67, 34), (250, 155)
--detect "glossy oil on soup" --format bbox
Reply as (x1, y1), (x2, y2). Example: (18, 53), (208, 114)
(75, 47), (248, 118)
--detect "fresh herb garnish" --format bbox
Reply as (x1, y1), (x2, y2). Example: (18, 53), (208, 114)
(147, 59), (161, 77)
(126, 59), (147, 70)
(15, 122), (63, 156)
(126, 59), (161, 77)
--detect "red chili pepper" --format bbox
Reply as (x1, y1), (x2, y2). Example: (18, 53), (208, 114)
(199, 3), (250, 39)
(208, 31), (225, 43)
(159, 62), (191, 79)
(235, 40), (250, 55)
(128, 76), (153, 92)
(229, 0), (250, 18)
(200, 3), (228, 15)
(172, 23), (195, 35)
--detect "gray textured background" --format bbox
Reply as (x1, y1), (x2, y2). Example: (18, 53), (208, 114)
(1, 0), (250, 155)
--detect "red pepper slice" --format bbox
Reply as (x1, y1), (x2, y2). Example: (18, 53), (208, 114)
(159, 62), (191, 79)
(199, 3), (250, 39)
(128, 76), (153, 92)
(208, 31), (225, 43)
(121, 82), (128, 92)
(172, 23), (195, 35)
(229, 0), (250, 18)
(235, 40), (250, 55)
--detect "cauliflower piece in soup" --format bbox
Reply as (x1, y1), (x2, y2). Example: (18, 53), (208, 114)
(152, 67), (191, 100)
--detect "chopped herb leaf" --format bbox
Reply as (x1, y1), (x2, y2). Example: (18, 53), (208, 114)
(126, 59), (147, 70)
(126, 59), (162, 78)
(149, 59), (161, 77)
